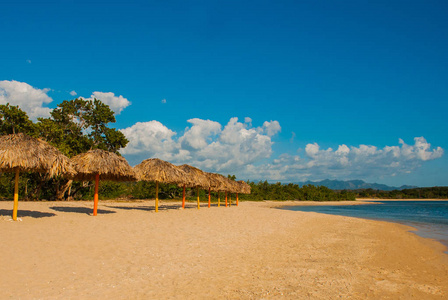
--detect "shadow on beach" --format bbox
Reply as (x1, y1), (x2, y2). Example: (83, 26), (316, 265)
(107, 204), (203, 212)
(0, 209), (56, 219)
(49, 206), (116, 215)
(107, 205), (154, 212)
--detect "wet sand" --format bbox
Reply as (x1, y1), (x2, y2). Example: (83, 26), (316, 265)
(1, 199), (447, 299)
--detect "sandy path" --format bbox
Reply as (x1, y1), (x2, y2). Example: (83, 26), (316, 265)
(1, 200), (447, 299)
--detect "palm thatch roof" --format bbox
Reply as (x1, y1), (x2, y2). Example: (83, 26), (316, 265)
(206, 172), (229, 192)
(71, 149), (136, 181)
(237, 180), (251, 194)
(225, 178), (241, 193)
(177, 164), (210, 188)
(134, 158), (191, 185)
(0, 133), (76, 178)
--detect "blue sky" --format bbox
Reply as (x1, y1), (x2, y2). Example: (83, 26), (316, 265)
(1, 0), (447, 187)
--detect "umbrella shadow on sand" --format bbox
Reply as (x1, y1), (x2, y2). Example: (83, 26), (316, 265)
(106, 205), (154, 212)
(0, 209), (56, 219)
(49, 206), (116, 215)
(106, 204), (196, 212)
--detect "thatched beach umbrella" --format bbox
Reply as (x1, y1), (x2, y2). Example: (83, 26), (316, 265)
(0, 133), (77, 220)
(71, 149), (136, 216)
(239, 180), (251, 194)
(134, 158), (191, 212)
(225, 178), (240, 207)
(206, 172), (229, 207)
(235, 180), (251, 206)
(177, 164), (210, 209)
(213, 175), (232, 207)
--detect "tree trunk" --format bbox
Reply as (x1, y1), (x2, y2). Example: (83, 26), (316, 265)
(56, 180), (73, 200)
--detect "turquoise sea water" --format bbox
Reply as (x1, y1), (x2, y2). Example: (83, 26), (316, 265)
(282, 201), (448, 251)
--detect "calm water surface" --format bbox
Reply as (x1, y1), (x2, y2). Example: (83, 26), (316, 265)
(283, 201), (448, 251)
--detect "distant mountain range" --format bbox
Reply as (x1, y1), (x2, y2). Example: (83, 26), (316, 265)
(296, 179), (417, 191)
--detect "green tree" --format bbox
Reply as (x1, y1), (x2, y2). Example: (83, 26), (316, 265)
(37, 98), (128, 156)
(0, 104), (36, 135)
(34, 98), (130, 200)
(227, 174), (236, 181)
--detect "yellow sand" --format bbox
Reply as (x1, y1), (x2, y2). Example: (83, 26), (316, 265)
(1, 200), (447, 299)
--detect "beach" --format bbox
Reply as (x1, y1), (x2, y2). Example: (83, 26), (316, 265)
(1, 200), (448, 299)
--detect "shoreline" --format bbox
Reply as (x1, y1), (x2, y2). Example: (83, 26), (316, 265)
(276, 199), (448, 254)
(1, 200), (448, 298)
(358, 198), (448, 202)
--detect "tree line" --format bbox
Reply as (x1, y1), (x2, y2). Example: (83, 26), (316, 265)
(356, 187), (448, 199)
(0, 100), (356, 201)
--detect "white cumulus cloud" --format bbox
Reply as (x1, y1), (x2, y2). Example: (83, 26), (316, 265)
(119, 114), (443, 183)
(198, 117), (274, 171)
(120, 117), (279, 171)
(0, 80), (132, 121)
(0, 80), (53, 119)
(120, 121), (177, 157)
(236, 137), (444, 182)
(262, 120), (281, 136)
(85, 91), (130, 115)
(179, 118), (221, 150)
(120, 120), (185, 163)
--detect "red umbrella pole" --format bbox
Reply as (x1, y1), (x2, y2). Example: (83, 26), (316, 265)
(155, 181), (159, 213)
(197, 186), (200, 209)
(236, 193), (239, 206)
(225, 191), (228, 207)
(12, 169), (19, 221)
(93, 173), (99, 216)
(182, 184), (186, 209)
(208, 187), (211, 208)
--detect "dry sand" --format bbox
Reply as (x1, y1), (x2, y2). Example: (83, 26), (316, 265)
(1, 199), (448, 299)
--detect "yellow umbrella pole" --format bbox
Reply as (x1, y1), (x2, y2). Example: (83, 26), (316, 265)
(218, 191), (220, 207)
(236, 193), (239, 206)
(12, 169), (19, 221)
(93, 173), (99, 216)
(197, 186), (200, 209)
(208, 187), (211, 208)
(155, 181), (159, 213)
(182, 184), (186, 209)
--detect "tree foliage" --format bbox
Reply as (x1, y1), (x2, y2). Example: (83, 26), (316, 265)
(0, 104), (36, 136)
(37, 98), (128, 157)
(356, 187), (448, 199)
(236, 181), (356, 201)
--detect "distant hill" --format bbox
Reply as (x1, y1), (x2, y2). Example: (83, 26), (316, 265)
(296, 179), (417, 191)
